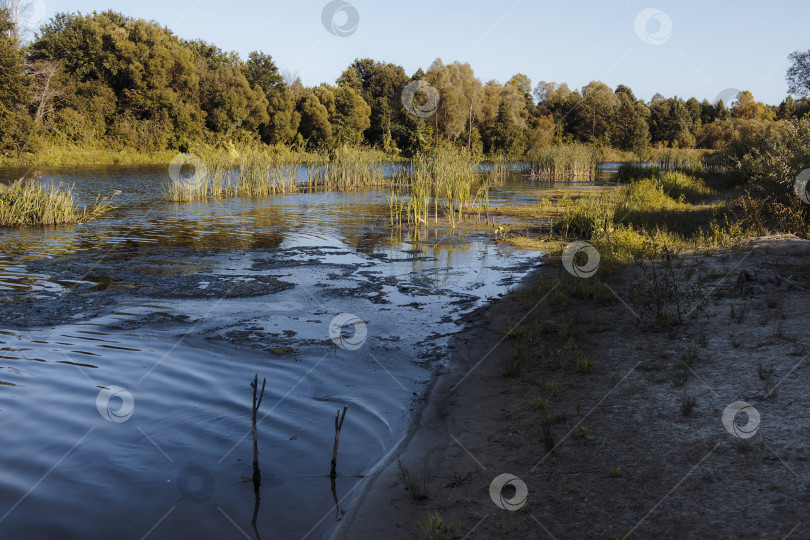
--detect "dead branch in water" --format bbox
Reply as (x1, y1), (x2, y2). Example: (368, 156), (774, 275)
(330, 405), (348, 478)
(250, 374), (266, 490)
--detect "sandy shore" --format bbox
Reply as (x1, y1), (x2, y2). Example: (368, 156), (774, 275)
(337, 234), (810, 539)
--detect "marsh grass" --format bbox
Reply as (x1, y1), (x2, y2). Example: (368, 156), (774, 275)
(389, 146), (496, 230)
(553, 168), (777, 266)
(165, 145), (393, 202)
(0, 145), (177, 167)
(528, 144), (598, 179)
(307, 146), (387, 190)
(645, 147), (709, 169)
(0, 178), (116, 227)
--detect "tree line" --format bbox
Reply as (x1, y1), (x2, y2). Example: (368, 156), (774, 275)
(1, 9), (810, 159)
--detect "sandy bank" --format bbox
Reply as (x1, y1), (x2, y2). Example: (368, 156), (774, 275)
(338, 234), (810, 539)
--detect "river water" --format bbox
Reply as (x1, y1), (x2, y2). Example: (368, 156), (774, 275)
(0, 164), (611, 539)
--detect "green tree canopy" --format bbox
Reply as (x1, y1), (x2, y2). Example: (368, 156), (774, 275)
(0, 7), (30, 152)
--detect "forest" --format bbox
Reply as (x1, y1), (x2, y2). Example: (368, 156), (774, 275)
(1, 9), (810, 162)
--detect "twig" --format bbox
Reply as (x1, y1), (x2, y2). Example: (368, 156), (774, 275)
(330, 405), (348, 478)
(250, 374), (266, 490)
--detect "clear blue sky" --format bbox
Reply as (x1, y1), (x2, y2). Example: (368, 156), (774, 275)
(34, 0), (810, 105)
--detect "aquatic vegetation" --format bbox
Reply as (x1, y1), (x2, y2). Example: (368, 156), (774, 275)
(527, 144), (598, 179)
(0, 177), (116, 227)
(646, 147), (708, 170)
(388, 146), (497, 230)
(165, 145), (394, 202)
(307, 146), (388, 190)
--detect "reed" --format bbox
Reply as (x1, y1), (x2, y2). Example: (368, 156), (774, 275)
(390, 146), (483, 228)
(646, 147), (707, 169)
(0, 178), (116, 227)
(238, 148), (297, 197)
(527, 144), (598, 179)
(307, 146), (387, 190)
(165, 145), (394, 202)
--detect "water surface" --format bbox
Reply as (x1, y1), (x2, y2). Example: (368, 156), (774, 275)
(0, 164), (600, 538)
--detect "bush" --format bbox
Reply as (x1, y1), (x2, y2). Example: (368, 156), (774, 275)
(724, 117), (810, 201)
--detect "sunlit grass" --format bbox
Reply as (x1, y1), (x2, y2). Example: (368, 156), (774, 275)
(553, 168), (785, 264)
(0, 178), (116, 227)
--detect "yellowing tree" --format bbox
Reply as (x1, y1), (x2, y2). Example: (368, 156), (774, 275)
(732, 91), (765, 120)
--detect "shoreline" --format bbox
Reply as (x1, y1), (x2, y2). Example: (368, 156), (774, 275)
(334, 258), (551, 539)
(336, 234), (810, 539)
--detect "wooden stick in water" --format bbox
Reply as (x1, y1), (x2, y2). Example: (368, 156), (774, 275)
(251, 374), (266, 489)
(330, 405), (348, 479)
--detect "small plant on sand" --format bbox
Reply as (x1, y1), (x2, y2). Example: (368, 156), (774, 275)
(501, 340), (527, 377)
(730, 303), (749, 324)
(757, 363), (775, 381)
(532, 397), (549, 411)
(540, 417), (555, 454)
(765, 295), (783, 309)
(610, 465), (623, 478)
(418, 510), (459, 540)
(672, 369), (689, 388)
(632, 245), (705, 328)
(589, 313), (613, 333)
(397, 458), (431, 500)
(576, 356), (596, 374)
(680, 394), (697, 416)
(678, 346), (700, 368)
(544, 380), (561, 399)
(789, 340), (807, 357)
(572, 423), (589, 443)
(549, 338), (590, 370)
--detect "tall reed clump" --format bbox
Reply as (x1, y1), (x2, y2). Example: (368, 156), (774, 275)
(528, 144), (598, 179)
(487, 152), (529, 177)
(646, 147), (707, 170)
(390, 146), (491, 229)
(307, 146), (386, 190)
(0, 178), (115, 227)
(164, 172), (211, 202)
(238, 147), (296, 197)
(165, 148), (297, 202)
